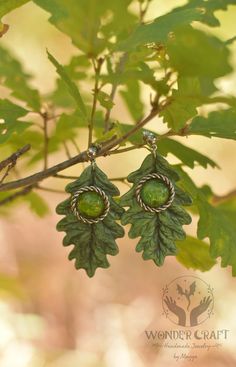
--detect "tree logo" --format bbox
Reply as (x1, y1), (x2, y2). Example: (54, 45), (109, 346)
(162, 276), (214, 327)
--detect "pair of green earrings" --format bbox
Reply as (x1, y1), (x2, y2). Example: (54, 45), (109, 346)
(56, 132), (192, 277)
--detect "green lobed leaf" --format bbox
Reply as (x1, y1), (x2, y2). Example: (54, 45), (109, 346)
(25, 192), (50, 217)
(0, 45), (41, 111)
(120, 79), (144, 121)
(47, 50), (88, 118)
(0, 99), (31, 143)
(121, 153), (192, 267)
(160, 77), (202, 131)
(158, 138), (218, 169)
(171, 0), (236, 28)
(167, 26), (232, 79)
(56, 164), (124, 277)
(176, 166), (236, 276)
(117, 8), (205, 51)
(176, 236), (216, 272)
(50, 55), (90, 108)
(34, 0), (135, 54)
(188, 109), (236, 140)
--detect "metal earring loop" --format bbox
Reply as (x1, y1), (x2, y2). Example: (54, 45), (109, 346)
(143, 131), (157, 157)
(71, 186), (110, 224)
(135, 173), (175, 213)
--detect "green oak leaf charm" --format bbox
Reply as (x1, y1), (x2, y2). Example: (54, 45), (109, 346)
(120, 152), (192, 266)
(56, 164), (124, 277)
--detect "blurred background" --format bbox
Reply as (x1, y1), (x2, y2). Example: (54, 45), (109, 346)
(0, 1), (236, 366)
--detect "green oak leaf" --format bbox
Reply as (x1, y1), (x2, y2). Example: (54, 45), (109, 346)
(120, 153), (192, 266)
(117, 8), (205, 51)
(47, 51), (88, 118)
(158, 138), (218, 169)
(171, 0), (236, 27)
(0, 99), (31, 143)
(0, 45), (41, 111)
(50, 55), (90, 108)
(176, 166), (236, 276)
(120, 79), (144, 121)
(167, 26), (232, 78)
(160, 77), (202, 130)
(176, 236), (216, 272)
(34, 0), (135, 54)
(56, 164), (124, 277)
(188, 109), (236, 140)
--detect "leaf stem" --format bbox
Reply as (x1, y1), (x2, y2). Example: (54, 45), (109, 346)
(0, 106), (166, 193)
(42, 112), (49, 170)
(88, 58), (103, 148)
(104, 53), (128, 132)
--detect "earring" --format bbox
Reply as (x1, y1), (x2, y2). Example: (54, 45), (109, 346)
(121, 132), (192, 266)
(56, 146), (124, 277)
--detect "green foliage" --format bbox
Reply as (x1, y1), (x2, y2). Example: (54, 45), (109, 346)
(176, 236), (216, 272)
(0, 45), (41, 111)
(158, 138), (218, 169)
(171, 0), (236, 27)
(167, 26), (232, 78)
(188, 109), (236, 139)
(1, 0), (236, 276)
(0, 99), (31, 143)
(56, 164), (124, 277)
(117, 8), (205, 51)
(121, 153), (192, 266)
(25, 192), (50, 217)
(176, 167), (236, 275)
(0, 0), (29, 35)
(33, 0), (136, 54)
(47, 51), (88, 118)
(160, 77), (202, 131)
(120, 80), (144, 121)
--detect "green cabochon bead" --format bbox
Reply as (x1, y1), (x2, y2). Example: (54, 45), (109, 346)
(140, 178), (170, 208)
(77, 191), (105, 218)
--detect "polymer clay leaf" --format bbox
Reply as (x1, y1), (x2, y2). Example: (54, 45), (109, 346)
(56, 164), (124, 277)
(121, 153), (192, 266)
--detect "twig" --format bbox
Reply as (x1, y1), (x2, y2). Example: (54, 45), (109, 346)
(0, 185), (33, 206)
(88, 58), (104, 147)
(54, 174), (78, 180)
(71, 138), (81, 154)
(36, 185), (65, 194)
(0, 144), (31, 172)
(63, 142), (71, 159)
(104, 53), (128, 132)
(42, 112), (49, 170)
(107, 144), (145, 155)
(0, 144), (31, 184)
(212, 189), (236, 204)
(0, 106), (168, 193)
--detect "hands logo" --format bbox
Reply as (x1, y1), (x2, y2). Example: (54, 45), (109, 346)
(162, 276), (214, 327)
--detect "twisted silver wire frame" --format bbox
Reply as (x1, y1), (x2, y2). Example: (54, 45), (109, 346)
(71, 186), (110, 224)
(135, 173), (175, 213)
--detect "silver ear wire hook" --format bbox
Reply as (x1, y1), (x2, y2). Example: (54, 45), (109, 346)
(143, 131), (157, 158)
(87, 145), (98, 169)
